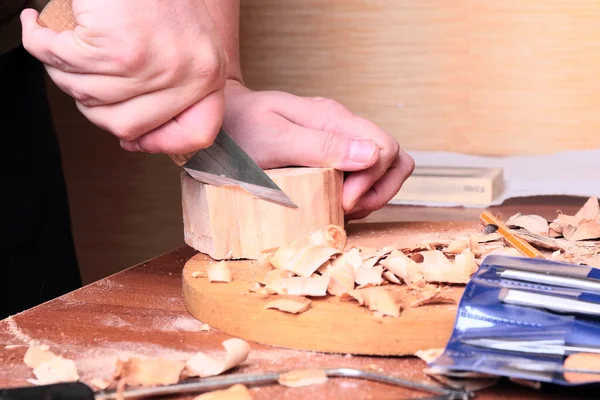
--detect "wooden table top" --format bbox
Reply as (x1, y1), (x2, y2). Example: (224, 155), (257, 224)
(0, 196), (594, 399)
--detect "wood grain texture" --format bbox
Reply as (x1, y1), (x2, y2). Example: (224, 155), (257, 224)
(182, 167), (344, 260)
(183, 221), (474, 356)
(38, 0), (74, 31)
(0, 199), (590, 398)
(238, 0), (600, 156)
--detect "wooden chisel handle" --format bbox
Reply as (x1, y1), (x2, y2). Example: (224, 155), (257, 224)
(37, 0), (196, 166)
(563, 352), (600, 384)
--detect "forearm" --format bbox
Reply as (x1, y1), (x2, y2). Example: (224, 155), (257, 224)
(204, 0), (243, 84)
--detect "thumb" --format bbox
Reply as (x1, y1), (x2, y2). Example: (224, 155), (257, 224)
(278, 125), (380, 171)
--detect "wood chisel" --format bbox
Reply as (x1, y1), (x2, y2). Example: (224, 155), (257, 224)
(35, 0), (297, 209)
(0, 368), (474, 400)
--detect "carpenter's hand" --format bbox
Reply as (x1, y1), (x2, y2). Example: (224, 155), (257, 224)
(222, 80), (415, 220)
(20, 0), (227, 154)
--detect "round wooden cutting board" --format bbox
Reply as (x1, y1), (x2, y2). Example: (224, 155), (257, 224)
(182, 221), (479, 356)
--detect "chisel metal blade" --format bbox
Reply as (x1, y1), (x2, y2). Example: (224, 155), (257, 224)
(183, 128), (298, 208)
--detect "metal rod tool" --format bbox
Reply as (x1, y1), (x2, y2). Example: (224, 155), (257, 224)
(0, 368), (474, 400)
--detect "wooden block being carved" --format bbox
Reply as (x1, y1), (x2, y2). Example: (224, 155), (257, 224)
(181, 167), (344, 260)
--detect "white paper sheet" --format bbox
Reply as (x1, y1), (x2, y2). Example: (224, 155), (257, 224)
(390, 148), (600, 208)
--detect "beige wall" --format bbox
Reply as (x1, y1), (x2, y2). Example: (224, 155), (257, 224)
(49, 1), (600, 283)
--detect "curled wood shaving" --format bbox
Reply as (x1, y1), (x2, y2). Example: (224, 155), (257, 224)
(354, 265), (385, 287)
(278, 369), (328, 387)
(261, 269), (294, 285)
(567, 221), (600, 241)
(265, 296), (312, 314)
(511, 229), (564, 251)
(28, 356), (80, 385)
(418, 250), (475, 284)
(468, 235), (481, 257)
(326, 260), (355, 295)
(505, 213), (549, 236)
(382, 271), (401, 284)
(361, 247), (395, 269)
(379, 250), (425, 288)
(23, 343), (80, 385)
(193, 384), (253, 399)
(186, 338), (250, 378)
(414, 348), (444, 363)
(114, 356), (185, 386)
(265, 274), (330, 296)
(343, 286), (401, 317)
(573, 196), (600, 224)
(331, 247), (363, 270)
(23, 343), (55, 368)
(444, 240), (468, 254)
(476, 233), (502, 243)
(207, 261), (232, 283)
(309, 225), (347, 250)
(270, 245), (342, 277)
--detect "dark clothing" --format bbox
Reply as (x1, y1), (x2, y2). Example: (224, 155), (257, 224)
(0, 0), (49, 55)
(0, 45), (81, 319)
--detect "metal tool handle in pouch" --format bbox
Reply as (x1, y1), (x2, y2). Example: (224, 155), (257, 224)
(0, 381), (95, 400)
(37, 0), (197, 167)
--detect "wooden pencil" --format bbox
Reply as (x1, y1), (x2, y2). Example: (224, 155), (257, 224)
(479, 211), (544, 259)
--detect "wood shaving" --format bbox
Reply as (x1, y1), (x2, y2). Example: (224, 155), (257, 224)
(414, 348), (444, 363)
(261, 269), (294, 285)
(252, 200), (600, 319)
(186, 338), (250, 378)
(265, 296), (312, 314)
(265, 275), (330, 297)
(354, 265), (385, 287)
(573, 196), (600, 223)
(23, 343), (80, 385)
(278, 369), (328, 387)
(326, 260), (355, 295)
(207, 261), (232, 283)
(382, 271), (401, 284)
(568, 221), (600, 241)
(114, 356), (185, 386)
(379, 250), (425, 288)
(193, 384), (253, 399)
(476, 233), (503, 243)
(410, 289), (456, 308)
(444, 240), (468, 254)
(309, 225), (347, 250)
(343, 286), (401, 317)
(90, 378), (111, 390)
(505, 213), (549, 236)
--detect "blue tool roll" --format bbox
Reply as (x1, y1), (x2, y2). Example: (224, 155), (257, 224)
(430, 254), (600, 386)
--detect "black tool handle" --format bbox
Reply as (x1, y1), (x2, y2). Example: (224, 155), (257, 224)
(0, 382), (95, 400)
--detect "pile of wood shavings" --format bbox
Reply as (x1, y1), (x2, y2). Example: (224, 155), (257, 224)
(207, 197), (600, 319)
(504, 196), (600, 267)
(20, 339), (257, 398)
(241, 224), (509, 318)
(19, 340), (328, 399)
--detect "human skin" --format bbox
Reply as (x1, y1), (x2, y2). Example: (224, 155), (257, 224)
(200, 0), (415, 219)
(20, 0), (228, 155)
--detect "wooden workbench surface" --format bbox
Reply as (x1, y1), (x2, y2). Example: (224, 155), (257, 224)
(0, 196), (592, 399)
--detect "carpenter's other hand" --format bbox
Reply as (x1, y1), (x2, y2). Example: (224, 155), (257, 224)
(20, 0), (228, 154)
(222, 80), (415, 220)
